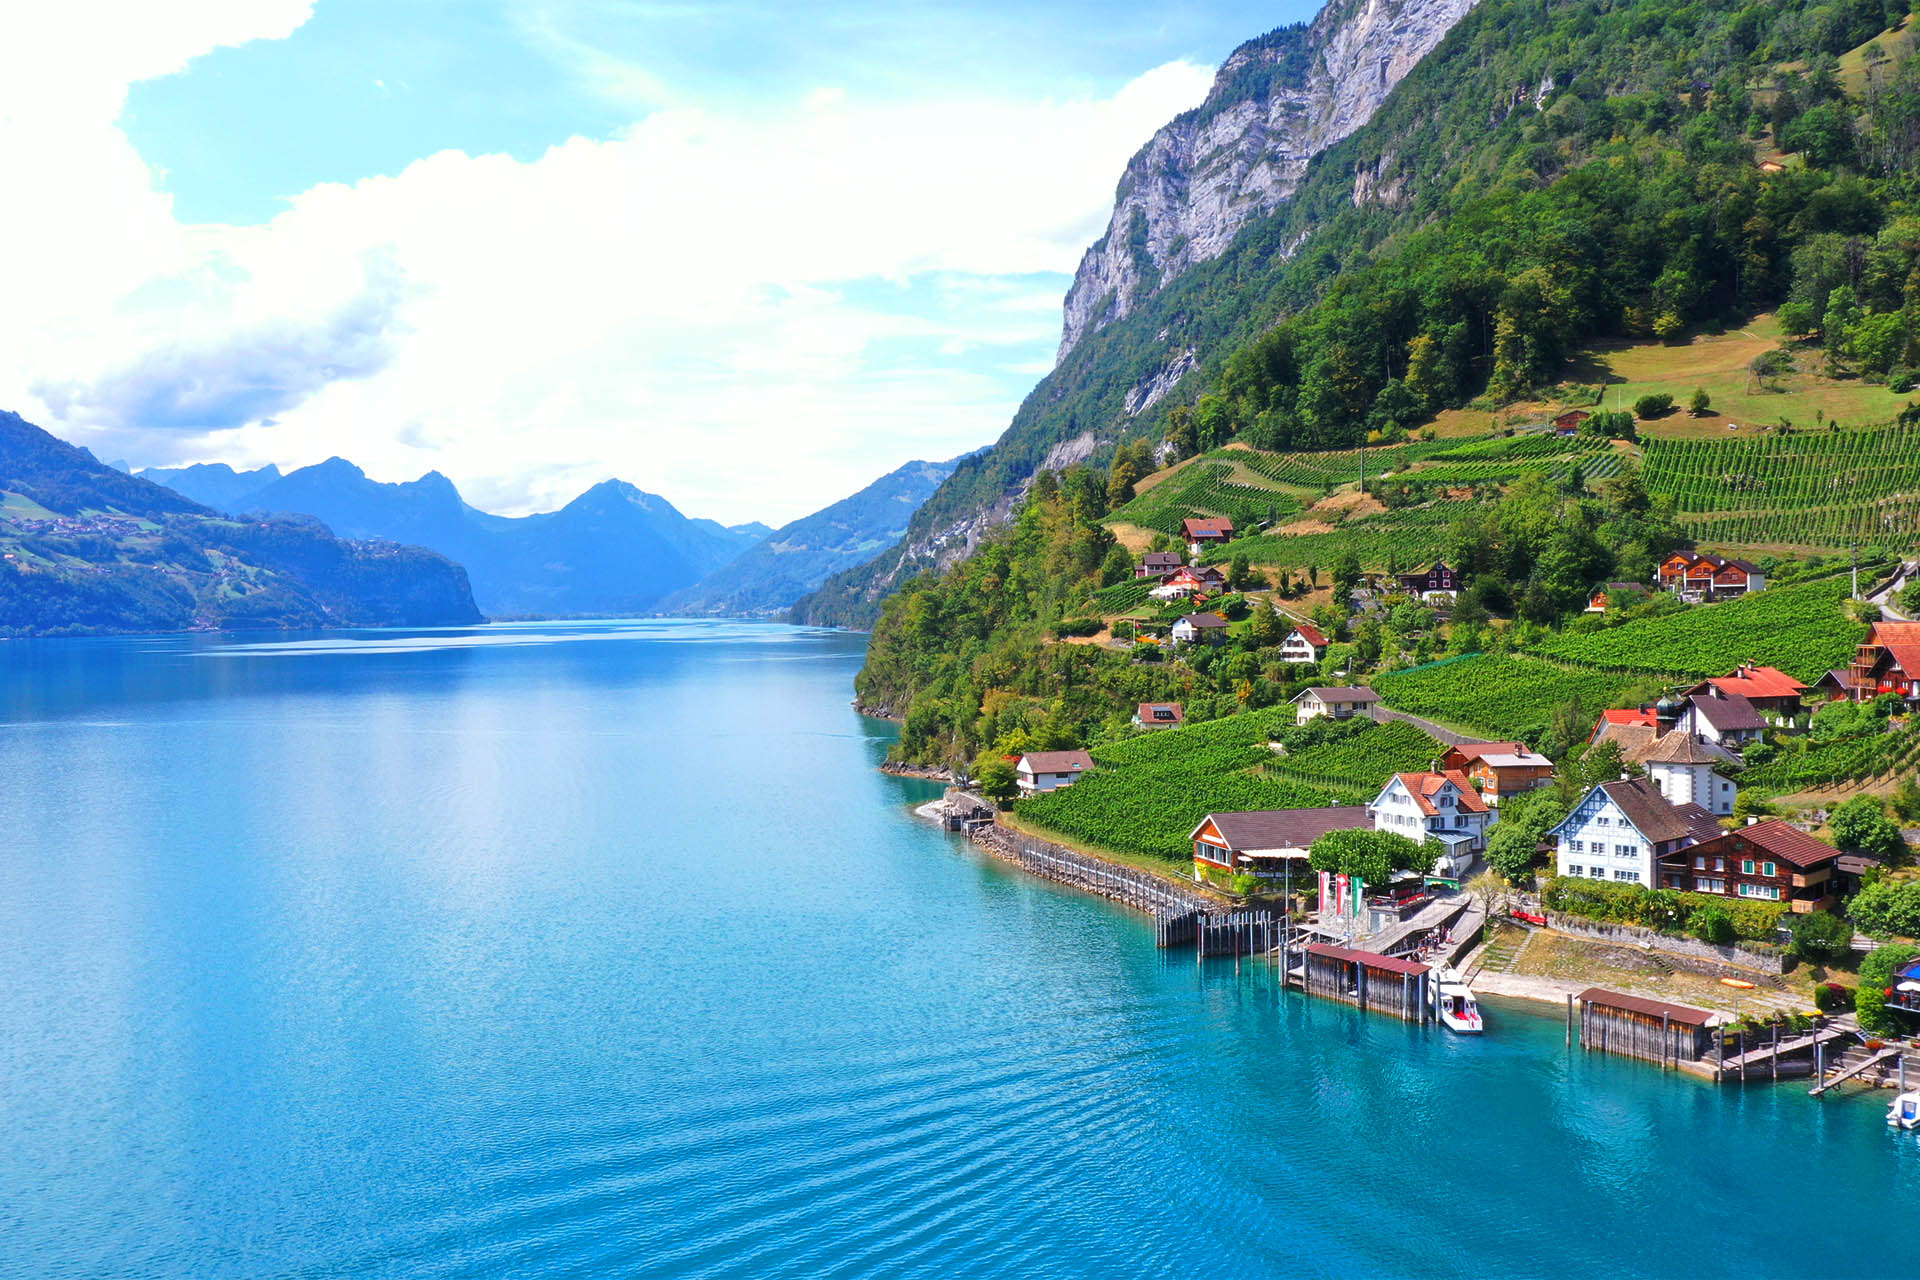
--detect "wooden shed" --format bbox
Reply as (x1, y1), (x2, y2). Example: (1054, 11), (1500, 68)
(1301, 944), (1430, 1022)
(1577, 988), (1715, 1066)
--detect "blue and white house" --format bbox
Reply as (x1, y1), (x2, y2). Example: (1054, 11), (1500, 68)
(1550, 777), (1723, 887)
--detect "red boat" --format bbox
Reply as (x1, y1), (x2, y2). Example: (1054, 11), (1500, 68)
(1509, 910), (1547, 927)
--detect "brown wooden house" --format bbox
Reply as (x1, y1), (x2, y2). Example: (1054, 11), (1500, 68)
(1659, 819), (1839, 913)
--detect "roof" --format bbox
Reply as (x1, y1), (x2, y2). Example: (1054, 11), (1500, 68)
(1674, 802), (1726, 846)
(1577, 988), (1715, 1027)
(1295, 686), (1380, 704)
(1694, 665), (1806, 701)
(1189, 806), (1370, 854)
(1476, 751), (1553, 769)
(1592, 709), (1657, 740)
(1723, 558), (1762, 573)
(1305, 943), (1429, 976)
(1687, 692), (1765, 732)
(1288, 623), (1328, 646)
(1641, 732), (1726, 766)
(1835, 853), (1884, 874)
(1693, 819), (1839, 870)
(1136, 702), (1184, 723)
(1018, 750), (1094, 774)
(1178, 611), (1229, 629)
(1446, 740), (1528, 764)
(1142, 551), (1182, 567)
(1182, 517), (1234, 536)
(1392, 770), (1490, 817)
(1816, 668), (1858, 691)
(1864, 621), (1920, 676)
(1589, 777), (1699, 844)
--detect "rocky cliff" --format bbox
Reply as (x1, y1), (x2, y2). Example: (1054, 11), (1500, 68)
(1057, 0), (1478, 361)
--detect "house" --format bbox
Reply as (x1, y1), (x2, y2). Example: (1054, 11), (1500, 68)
(1279, 623), (1329, 665)
(1368, 770), (1495, 877)
(1148, 565), (1224, 600)
(1884, 954), (1920, 1020)
(1550, 777), (1722, 887)
(1812, 668), (1858, 702)
(1658, 819), (1838, 913)
(1640, 731), (1739, 816)
(1711, 558), (1766, 598)
(1438, 741), (1555, 806)
(1014, 750), (1094, 794)
(1676, 689), (1766, 746)
(1586, 581), (1650, 613)
(1685, 663), (1807, 724)
(1657, 550), (1763, 600)
(1181, 517), (1235, 557)
(1553, 409), (1592, 433)
(1396, 561), (1457, 596)
(1292, 687), (1381, 722)
(1170, 612), (1229, 646)
(1188, 806), (1370, 885)
(1133, 702), (1184, 729)
(1136, 551), (1184, 579)
(1849, 620), (1920, 704)
(1590, 708), (1658, 743)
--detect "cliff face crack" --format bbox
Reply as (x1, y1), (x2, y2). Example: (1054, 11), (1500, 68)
(1057, 0), (1479, 361)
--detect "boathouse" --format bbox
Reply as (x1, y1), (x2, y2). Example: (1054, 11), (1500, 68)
(1301, 944), (1430, 1022)
(1577, 988), (1715, 1065)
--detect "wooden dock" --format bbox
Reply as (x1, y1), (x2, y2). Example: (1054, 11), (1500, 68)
(1811, 1046), (1902, 1096)
(1716, 1026), (1848, 1082)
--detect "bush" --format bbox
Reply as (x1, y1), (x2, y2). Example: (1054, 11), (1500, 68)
(1830, 795), (1908, 862)
(1850, 878), (1920, 938)
(1632, 393), (1675, 419)
(1052, 616), (1103, 638)
(1856, 942), (1920, 1034)
(1688, 388), (1711, 415)
(1692, 907), (1736, 945)
(1788, 910), (1853, 962)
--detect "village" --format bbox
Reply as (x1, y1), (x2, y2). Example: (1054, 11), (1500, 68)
(926, 514), (1920, 1122)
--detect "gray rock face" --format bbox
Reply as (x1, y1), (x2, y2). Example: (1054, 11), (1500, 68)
(1058, 0), (1479, 360)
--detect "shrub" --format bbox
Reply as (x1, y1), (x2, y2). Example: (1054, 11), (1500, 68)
(1830, 795), (1908, 862)
(1692, 907), (1736, 945)
(1688, 388), (1711, 415)
(1632, 393), (1675, 419)
(1052, 617), (1104, 638)
(1788, 910), (1853, 962)
(1855, 943), (1919, 1034)
(1850, 878), (1920, 938)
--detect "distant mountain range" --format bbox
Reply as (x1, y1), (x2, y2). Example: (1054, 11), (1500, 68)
(0, 412), (480, 635)
(142, 452), (962, 620)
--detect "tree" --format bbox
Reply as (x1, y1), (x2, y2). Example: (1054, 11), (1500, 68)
(1894, 773), (1920, 824)
(1466, 870), (1507, 918)
(972, 754), (1018, 804)
(1249, 600), (1285, 648)
(1485, 787), (1570, 883)
(1787, 910), (1855, 963)
(1899, 579), (1920, 619)
(1856, 942), (1920, 1035)
(1778, 301), (1819, 338)
(1632, 393), (1675, 419)
(1688, 387), (1712, 415)
(1850, 879), (1920, 938)
(1228, 552), (1253, 591)
(1830, 795), (1908, 862)
(1308, 828), (1438, 887)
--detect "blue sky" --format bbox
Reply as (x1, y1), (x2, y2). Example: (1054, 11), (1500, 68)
(4, 0), (1319, 523)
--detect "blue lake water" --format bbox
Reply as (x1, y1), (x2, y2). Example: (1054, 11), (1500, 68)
(1, 620), (1914, 1279)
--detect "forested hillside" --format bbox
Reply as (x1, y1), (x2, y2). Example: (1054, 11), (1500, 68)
(802, 0), (1920, 627)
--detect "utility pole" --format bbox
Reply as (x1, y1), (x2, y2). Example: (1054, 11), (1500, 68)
(1852, 543), (1860, 601)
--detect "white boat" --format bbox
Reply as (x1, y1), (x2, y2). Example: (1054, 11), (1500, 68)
(1429, 965), (1483, 1034)
(1889, 1090), (1920, 1130)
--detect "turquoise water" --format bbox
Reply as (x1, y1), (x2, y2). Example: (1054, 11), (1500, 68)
(1, 620), (1914, 1279)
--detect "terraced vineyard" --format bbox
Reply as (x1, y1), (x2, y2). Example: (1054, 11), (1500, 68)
(1742, 722), (1920, 795)
(1239, 441), (1452, 489)
(1111, 456), (1305, 535)
(1266, 719), (1442, 800)
(1405, 433), (1623, 487)
(1018, 708), (1340, 861)
(1641, 424), (1920, 552)
(1214, 503), (1471, 571)
(1371, 654), (1655, 741)
(1534, 576), (1862, 682)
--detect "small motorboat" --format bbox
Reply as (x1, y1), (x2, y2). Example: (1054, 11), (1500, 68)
(1889, 1090), (1920, 1130)
(1430, 965), (1483, 1034)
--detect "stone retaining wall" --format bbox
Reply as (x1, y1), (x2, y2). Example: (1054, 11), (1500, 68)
(1545, 914), (1785, 976)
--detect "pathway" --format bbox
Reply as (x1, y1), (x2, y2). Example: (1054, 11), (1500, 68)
(1375, 705), (1478, 747)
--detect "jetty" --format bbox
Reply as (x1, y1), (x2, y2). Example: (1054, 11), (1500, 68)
(1716, 1025), (1849, 1083)
(1811, 1046), (1904, 1097)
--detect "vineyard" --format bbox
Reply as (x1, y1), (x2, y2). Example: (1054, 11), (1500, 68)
(1740, 722), (1920, 795)
(1640, 424), (1920, 552)
(1533, 577), (1862, 682)
(1214, 504), (1468, 572)
(1371, 654), (1656, 740)
(1111, 456), (1304, 535)
(1017, 707), (1340, 861)
(1238, 441), (1453, 489)
(1266, 719), (1442, 800)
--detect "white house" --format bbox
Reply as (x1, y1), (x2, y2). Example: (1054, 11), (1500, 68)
(1641, 732), (1739, 817)
(1367, 770), (1494, 879)
(1279, 623), (1330, 665)
(1675, 690), (1765, 747)
(1292, 686), (1381, 722)
(1014, 750), (1094, 795)
(1549, 777), (1722, 887)
(1170, 612), (1229, 646)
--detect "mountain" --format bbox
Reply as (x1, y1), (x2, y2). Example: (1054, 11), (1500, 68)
(1, 412), (480, 635)
(1057, 0), (1478, 360)
(662, 456), (962, 617)
(140, 461), (282, 511)
(142, 459), (763, 617)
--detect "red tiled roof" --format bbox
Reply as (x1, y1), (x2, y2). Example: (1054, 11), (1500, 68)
(1591, 709), (1656, 740)
(1395, 770), (1489, 817)
(1691, 819), (1839, 870)
(1290, 623), (1328, 647)
(1019, 750), (1094, 774)
(1136, 702), (1184, 724)
(1182, 518), (1234, 537)
(1445, 740), (1529, 765)
(1699, 665), (1806, 700)
(1864, 622), (1920, 676)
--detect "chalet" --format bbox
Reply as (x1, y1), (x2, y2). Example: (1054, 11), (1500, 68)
(1135, 551), (1184, 579)
(1133, 702), (1184, 729)
(1553, 409), (1592, 433)
(1812, 668), (1858, 702)
(1676, 689), (1766, 747)
(1685, 663), (1807, 723)
(1710, 558), (1765, 598)
(1849, 620), (1920, 705)
(1182, 517), (1235, 557)
(1014, 750), (1094, 795)
(1585, 581), (1650, 613)
(1369, 770), (1494, 876)
(1279, 623), (1330, 665)
(1640, 731), (1739, 817)
(1149, 565), (1226, 600)
(1658, 551), (1763, 600)
(1438, 741), (1555, 806)
(1292, 686), (1381, 722)
(1551, 778), (1722, 887)
(1658, 819), (1838, 913)
(1170, 612), (1229, 646)
(1188, 806), (1370, 885)
(1396, 561), (1457, 596)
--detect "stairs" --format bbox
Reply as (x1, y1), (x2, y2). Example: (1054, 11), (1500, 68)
(1468, 922), (1530, 979)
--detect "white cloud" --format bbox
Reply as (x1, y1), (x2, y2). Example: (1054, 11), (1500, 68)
(0, 9), (1212, 524)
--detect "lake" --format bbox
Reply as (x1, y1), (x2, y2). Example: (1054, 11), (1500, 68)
(1, 620), (1914, 1279)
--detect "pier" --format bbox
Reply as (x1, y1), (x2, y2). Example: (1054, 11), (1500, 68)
(1297, 943), (1431, 1022)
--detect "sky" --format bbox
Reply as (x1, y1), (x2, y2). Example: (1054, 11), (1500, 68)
(0, 0), (1317, 525)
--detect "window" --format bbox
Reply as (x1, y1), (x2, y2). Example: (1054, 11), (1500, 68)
(1762, 862), (1776, 878)
(1567, 864), (1584, 877)
(1596, 816), (1611, 826)
(1614, 869), (1640, 883)
(1696, 877), (1725, 893)
(1618, 844), (1635, 858)
(1571, 839), (1584, 853)
(1714, 857), (1724, 872)
(1742, 859), (1755, 875)
(1590, 868), (1608, 880)
(1693, 856), (1706, 870)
